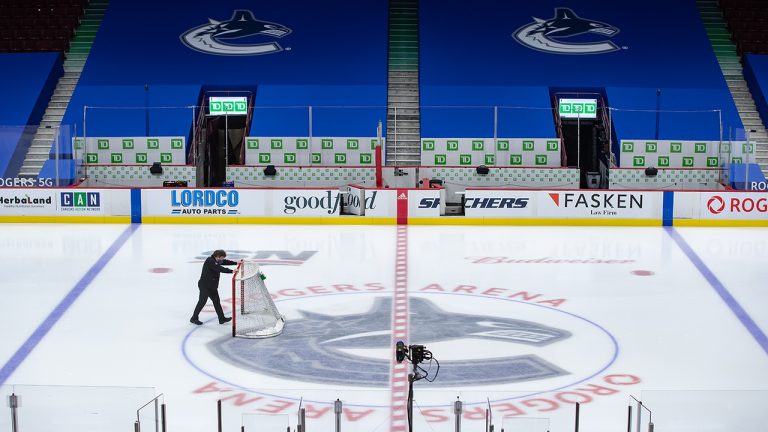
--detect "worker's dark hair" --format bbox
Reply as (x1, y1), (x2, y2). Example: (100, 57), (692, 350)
(212, 249), (227, 258)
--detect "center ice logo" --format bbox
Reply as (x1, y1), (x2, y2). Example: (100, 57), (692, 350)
(513, 8), (621, 55)
(180, 10), (291, 56)
(207, 297), (571, 386)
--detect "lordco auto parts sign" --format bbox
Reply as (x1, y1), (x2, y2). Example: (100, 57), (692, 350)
(702, 193), (768, 220)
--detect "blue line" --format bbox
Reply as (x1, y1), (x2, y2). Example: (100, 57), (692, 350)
(662, 191), (674, 227)
(665, 227), (768, 355)
(130, 189), (142, 223)
(0, 224), (140, 386)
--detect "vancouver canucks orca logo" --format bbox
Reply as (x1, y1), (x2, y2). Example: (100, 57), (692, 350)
(513, 8), (620, 55)
(208, 298), (571, 386)
(180, 10), (291, 56)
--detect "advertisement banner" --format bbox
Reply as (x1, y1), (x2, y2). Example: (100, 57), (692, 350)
(408, 189), (441, 218)
(273, 190), (343, 217)
(0, 189), (56, 215)
(0, 189), (130, 217)
(463, 189), (537, 218)
(699, 192), (768, 220)
(143, 189), (247, 217)
(539, 191), (662, 220)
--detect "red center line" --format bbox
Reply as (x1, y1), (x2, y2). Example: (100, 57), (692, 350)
(389, 225), (410, 432)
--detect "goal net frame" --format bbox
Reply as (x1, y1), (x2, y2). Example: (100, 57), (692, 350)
(231, 261), (285, 338)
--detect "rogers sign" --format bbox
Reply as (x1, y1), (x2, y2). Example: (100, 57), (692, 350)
(707, 195), (767, 215)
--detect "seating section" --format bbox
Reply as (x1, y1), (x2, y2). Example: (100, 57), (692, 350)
(721, 0), (768, 55)
(0, 0), (84, 52)
(420, 0), (742, 144)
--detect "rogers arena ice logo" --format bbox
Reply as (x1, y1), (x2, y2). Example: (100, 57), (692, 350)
(180, 10), (291, 56)
(513, 8), (621, 55)
(171, 190), (239, 215)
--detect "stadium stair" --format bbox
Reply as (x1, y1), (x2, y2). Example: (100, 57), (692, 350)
(698, 0), (768, 175)
(386, 0), (422, 165)
(18, 0), (109, 178)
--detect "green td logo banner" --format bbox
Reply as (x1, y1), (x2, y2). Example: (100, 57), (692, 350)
(284, 153), (297, 164)
(682, 157), (694, 167)
(645, 142), (657, 153)
(322, 139), (333, 150)
(347, 139), (359, 150)
(522, 140), (534, 151)
(559, 98), (597, 119)
(510, 154), (523, 165)
(360, 153), (372, 164)
(472, 140), (484, 151)
(136, 153), (148, 163)
(171, 139), (183, 149)
(335, 153), (347, 164)
(447, 140), (459, 151)
(86, 153), (98, 164)
(435, 154), (447, 165)
(497, 140), (509, 151)
(731, 157), (743, 164)
(111, 153), (123, 164)
(535, 154), (547, 166)
(271, 139), (283, 150)
(459, 154), (472, 165)
(694, 142), (707, 153)
(670, 142), (682, 153)
(209, 97), (247, 115)
(485, 154), (495, 165)
(74, 138), (84, 150)
(296, 139), (309, 150)
(658, 156), (670, 167)
(122, 139), (134, 150)
(546, 140), (558, 151)
(259, 153), (271, 164)
(98, 139), (109, 150)
(743, 143), (754, 154)
(632, 156), (645, 167)
(147, 139), (159, 149)
(423, 140), (435, 151)
(706, 157), (719, 167)
(622, 142), (634, 152)
(311, 153), (322, 164)
(160, 153), (172, 163)
(247, 139), (259, 149)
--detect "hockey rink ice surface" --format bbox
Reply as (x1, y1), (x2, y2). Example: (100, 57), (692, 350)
(0, 224), (767, 432)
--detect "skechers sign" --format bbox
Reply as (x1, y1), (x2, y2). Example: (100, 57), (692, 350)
(513, 8), (621, 55)
(462, 191), (536, 217)
(171, 190), (240, 215)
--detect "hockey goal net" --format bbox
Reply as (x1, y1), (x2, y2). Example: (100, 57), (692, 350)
(232, 261), (285, 338)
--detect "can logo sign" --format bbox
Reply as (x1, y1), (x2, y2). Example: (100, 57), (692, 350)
(60, 192), (101, 212)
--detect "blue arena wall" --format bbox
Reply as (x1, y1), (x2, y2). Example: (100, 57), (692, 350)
(62, 0), (388, 148)
(419, 0), (741, 141)
(0, 53), (62, 177)
(744, 54), (768, 132)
